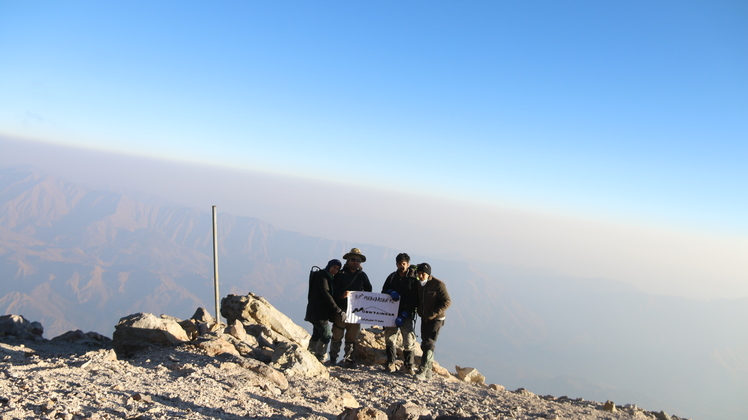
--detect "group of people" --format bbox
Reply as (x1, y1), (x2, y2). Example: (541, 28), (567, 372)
(305, 248), (451, 381)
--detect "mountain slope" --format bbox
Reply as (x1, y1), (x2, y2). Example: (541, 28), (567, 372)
(1, 165), (747, 420)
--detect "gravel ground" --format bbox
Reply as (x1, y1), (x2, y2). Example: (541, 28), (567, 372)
(0, 338), (685, 420)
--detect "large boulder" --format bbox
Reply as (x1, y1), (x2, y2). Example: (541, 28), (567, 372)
(112, 313), (190, 357)
(354, 326), (387, 365)
(221, 293), (310, 347)
(353, 325), (455, 380)
(0, 314), (44, 340)
(355, 326), (422, 366)
(271, 341), (329, 378)
(51, 330), (112, 346)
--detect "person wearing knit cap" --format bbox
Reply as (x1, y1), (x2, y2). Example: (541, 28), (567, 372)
(304, 259), (345, 362)
(329, 248), (372, 367)
(414, 262), (451, 381)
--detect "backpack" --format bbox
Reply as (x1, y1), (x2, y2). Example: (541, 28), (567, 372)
(309, 266), (321, 280)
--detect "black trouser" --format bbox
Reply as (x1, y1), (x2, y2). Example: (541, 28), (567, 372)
(420, 318), (444, 353)
(309, 320), (332, 344)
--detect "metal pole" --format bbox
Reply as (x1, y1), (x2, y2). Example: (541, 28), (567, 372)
(212, 205), (220, 322)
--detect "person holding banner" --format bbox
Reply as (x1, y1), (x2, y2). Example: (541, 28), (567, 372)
(414, 262), (451, 381)
(381, 252), (419, 374)
(330, 248), (372, 367)
(304, 259), (345, 362)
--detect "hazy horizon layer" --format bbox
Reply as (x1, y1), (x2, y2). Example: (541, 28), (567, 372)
(2, 136), (746, 301)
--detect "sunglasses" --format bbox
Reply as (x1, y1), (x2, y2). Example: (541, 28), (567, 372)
(348, 258), (362, 262)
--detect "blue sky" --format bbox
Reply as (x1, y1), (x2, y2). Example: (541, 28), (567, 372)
(1, 1), (746, 298)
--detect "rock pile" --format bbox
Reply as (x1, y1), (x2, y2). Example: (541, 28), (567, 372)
(112, 293), (328, 379)
(0, 293), (691, 420)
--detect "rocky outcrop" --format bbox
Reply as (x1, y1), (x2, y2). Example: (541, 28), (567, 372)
(105, 293), (327, 378)
(112, 312), (190, 357)
(0, 314), (44, 340)
(354, 326), (422, 365)
(51, 330), (112, 346)
(221, 293), (310, 347)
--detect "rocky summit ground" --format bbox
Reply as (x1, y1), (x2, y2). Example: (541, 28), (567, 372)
(0, 337), (685, 420)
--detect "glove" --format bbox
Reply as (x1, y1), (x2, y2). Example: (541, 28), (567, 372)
(389, 290), (400, 301)
(400, 311), (410, 319)
(395, 316), (404, 327)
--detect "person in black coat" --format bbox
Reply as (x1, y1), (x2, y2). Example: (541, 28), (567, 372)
(305, 259), (344, 362)
(380, 252), (419, 373)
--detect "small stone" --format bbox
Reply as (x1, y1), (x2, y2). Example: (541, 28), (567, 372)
(341, 392), (360, 408)
(455, 366), (486, 384)
(488, 383), (505, 392)
(42, 400), (55, 413)
(131, 393), (152, 403)
(603, 400), (616, 412)
(514, 388), (538, 399)
(102, 349), (118, 362)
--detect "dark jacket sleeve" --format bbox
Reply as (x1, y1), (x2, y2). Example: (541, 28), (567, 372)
(319, 272), (341, 314)
(432, 280), (451, 320)
(381, 272), (394, 293)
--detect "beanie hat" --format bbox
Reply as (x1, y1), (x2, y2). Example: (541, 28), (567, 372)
(416, 263), (431, 275)
(325, 259), (343, 271)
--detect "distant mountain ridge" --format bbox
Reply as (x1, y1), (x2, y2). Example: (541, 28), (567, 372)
(1, 165), (747, 420)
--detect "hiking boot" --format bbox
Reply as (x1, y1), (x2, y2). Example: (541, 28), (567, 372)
(403, 364), (416, 375)
(328, 340), (342, 366)
(414, 350), (434, 381)
(414, 367), (433, 381)
(385, 362), (397, 373)
(315, 340), (329, 362)
(307, 339), (319, 353)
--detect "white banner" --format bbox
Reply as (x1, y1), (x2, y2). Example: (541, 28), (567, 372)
(345, 291), (399, 327)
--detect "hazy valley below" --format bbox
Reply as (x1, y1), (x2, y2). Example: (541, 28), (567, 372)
(0, 165), (746, 420)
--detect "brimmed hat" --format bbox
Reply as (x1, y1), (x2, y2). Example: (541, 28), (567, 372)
(342, 248), (366, 263)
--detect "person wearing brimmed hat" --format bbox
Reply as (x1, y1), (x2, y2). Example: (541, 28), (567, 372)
(329, 248), (372, 367)
(304, 259), (346, 362)
(414, 262), (451, 381)
(380, 252), (419, 374)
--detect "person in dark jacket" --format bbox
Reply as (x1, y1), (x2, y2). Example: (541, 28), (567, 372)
(380, 252), (418, 373)
(414, 262), (451, 380)
(330, 248), (372, 367)
(304, 259), (345, 362)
